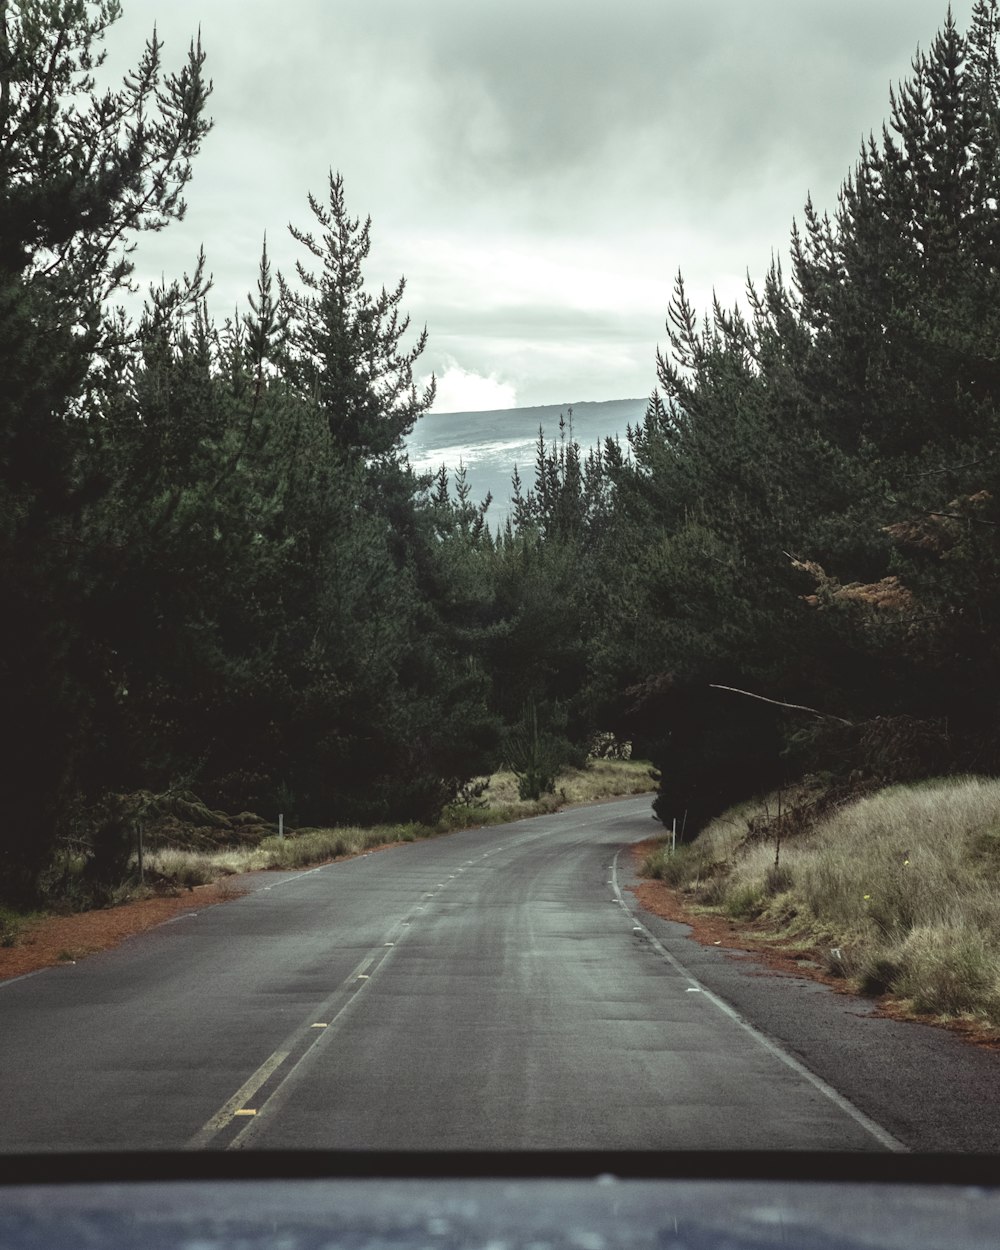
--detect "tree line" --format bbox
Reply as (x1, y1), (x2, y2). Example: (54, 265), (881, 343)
(495, 0), (1000, 832)
(3, 1), (1000, 904)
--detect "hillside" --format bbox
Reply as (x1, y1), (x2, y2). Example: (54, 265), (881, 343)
(406, 398), (648, 525)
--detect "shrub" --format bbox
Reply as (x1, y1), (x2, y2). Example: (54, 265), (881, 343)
(724, 881), (765, 920)
(764, 862), (794, 896)
(504, 703), (565, 801)
(892, 925), (1000, 1017)
(857, 952), (904, 996)
(0, 907), (24, 947)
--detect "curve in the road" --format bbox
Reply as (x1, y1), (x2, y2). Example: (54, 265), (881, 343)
(3, 796), (998, 1153)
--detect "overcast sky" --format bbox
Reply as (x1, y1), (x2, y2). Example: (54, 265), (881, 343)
(101, 1), (974, 411)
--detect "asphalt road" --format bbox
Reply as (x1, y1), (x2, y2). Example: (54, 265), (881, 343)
(2, 796), (999, 1152)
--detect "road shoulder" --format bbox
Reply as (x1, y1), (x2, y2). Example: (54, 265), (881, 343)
(622, 837), (1000, 1152)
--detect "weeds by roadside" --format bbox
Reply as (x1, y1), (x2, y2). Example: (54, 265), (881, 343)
(0, 758), (655, 945)
(142, 760), (656, 884)
(642, 775), (1000, 1028)
(0, 907), (26, 948)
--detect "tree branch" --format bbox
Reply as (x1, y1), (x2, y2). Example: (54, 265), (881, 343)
(928, 510), (999, 527)
(709, 684), (854, 725)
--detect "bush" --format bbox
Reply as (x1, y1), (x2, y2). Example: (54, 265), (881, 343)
(83, 795), (137, 887)
(643, 844), (702, 887)
(764, 862), (794, 896)
(0, 907), (24, 947)
(504, 704), (564, 801)
(150, 851), (217, 889)
(724, 881), (765, 920)
(893, 925), (1000, 1017)
(857, 952), (904, 996)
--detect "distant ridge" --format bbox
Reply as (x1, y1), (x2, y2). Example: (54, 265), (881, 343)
(406, 397), (649, 525)
(430, 397), (648, 420)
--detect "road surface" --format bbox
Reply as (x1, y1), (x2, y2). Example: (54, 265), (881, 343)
(2, 796), (999, 1152)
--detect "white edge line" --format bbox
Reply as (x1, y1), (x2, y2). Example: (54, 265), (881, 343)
(9, 861), (335, 988)
(0, 969), (46, 989)
(251, 865), (324, 891)
(612, 846), (907, 1154)
(2, 863), (330, 992)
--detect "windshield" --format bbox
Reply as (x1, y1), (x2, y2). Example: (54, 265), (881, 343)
(2, 0), (999, 1167)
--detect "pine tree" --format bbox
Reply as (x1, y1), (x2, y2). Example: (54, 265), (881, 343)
(278, 171), (434, 466)
(0, 0), (211, 902)
(606, 2), (1000, 825)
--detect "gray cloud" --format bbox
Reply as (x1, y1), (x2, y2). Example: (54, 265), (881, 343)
(432, 303), (646, 342)
(101, 0), (975, 406)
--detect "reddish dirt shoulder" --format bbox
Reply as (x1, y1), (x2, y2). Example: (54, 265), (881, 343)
(0, 884), (243, 982)
(0, 838), (420, 983)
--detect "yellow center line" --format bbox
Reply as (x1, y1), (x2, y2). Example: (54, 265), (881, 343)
(191, 912), (409, 1150)
(188, 1049), (290, 1144)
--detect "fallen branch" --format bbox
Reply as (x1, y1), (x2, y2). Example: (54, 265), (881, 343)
(927, 510), (999, 527)
(709, 684), (854, 726)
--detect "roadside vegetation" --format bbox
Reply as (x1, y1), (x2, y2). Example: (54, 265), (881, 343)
(0, 907), (29, 949)
(642, 776), (1000, 1028)
(0, 759), (654, 935)
(142, 757), (653, 885)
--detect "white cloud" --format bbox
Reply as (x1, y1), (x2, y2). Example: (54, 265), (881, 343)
(427, 362), (517, 413)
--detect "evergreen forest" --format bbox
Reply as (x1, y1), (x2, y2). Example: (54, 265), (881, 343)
(3, 0), (1000, 907)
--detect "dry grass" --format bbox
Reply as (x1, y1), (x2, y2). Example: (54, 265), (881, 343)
(144, 758), (655, 888)
(643, 776), (1000, 1026)
(144, 823), (415, 881)
(555, 757), (656, 803)
(475, 758), (654, 815)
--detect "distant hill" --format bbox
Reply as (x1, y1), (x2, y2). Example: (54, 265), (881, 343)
(406, 398), (648, 526)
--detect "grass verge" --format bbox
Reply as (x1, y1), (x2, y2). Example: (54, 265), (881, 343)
(132, 758), (656, 896)
(0, 758), (653, 953)
(641, 775), (1000, 1030)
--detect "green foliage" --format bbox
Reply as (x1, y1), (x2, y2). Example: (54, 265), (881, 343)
(0, 907), (25, 947)
(642, 843), (705, 888)
(502, 702), (559, 800)
(0, 5), (500, 905)
(589, 2), (1000, 826)
(0, 0), (212, 902)
(278, 170), (434, 466)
